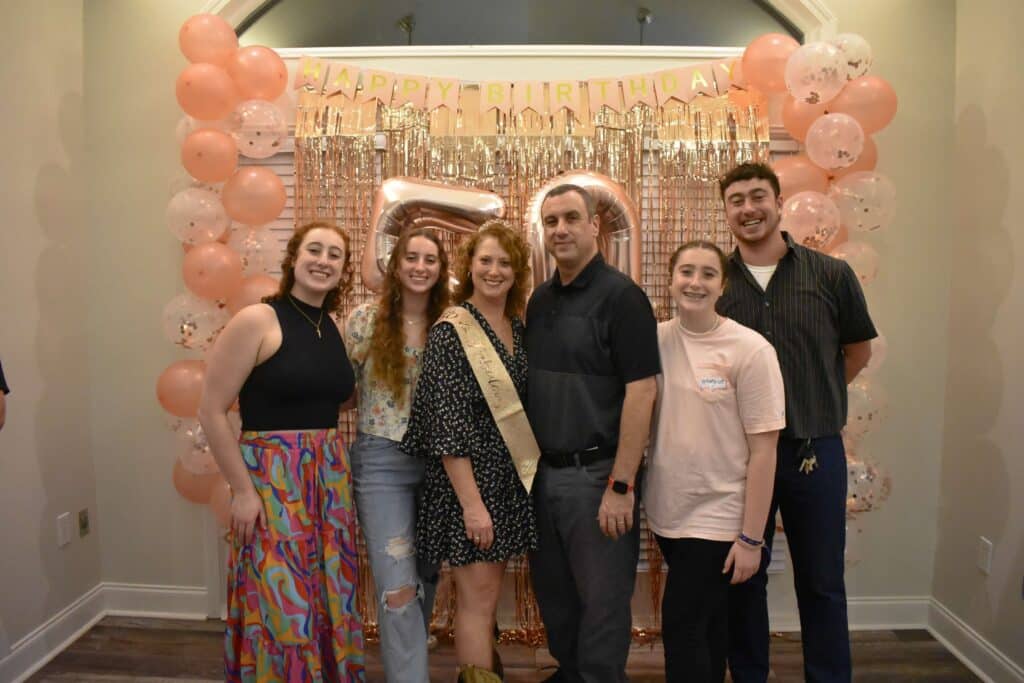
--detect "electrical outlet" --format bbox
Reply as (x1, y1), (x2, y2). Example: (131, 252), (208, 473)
(57, 513), (72, 548)
(977, 536), (993, 575)
(78, 509), (90, 537)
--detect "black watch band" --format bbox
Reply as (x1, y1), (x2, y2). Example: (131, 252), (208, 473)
(608, 478), (633, 494)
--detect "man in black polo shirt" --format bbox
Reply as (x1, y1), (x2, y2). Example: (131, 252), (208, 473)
(716, 162), (876, 683)
(525, 184), (660, 683)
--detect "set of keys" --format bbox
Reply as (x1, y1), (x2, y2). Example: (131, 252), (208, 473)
(798, 439), (819, 474)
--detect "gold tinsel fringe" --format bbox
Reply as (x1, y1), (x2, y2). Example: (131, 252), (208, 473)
(295, 86), (769, 639)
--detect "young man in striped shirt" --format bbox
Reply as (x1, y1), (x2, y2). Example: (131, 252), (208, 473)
(717, 162), (877, 683)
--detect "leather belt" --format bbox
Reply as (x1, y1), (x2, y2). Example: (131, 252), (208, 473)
(540, 445), (616, 468)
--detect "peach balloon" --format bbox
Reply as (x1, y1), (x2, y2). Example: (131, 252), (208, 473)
(226, 274), (279, 314)
(742, 33), (800, 93)
(172, 460), (222, 504)
(805, 113), (864, 171)
(156, 359), (206, 418)
(829, 171), (897, 233)
(208, 478), (233, 528)
(182, 242), (243, 300)
(178, 13), (238, 66)
(831, 135), (877, 179)
(773, 154), (829, 196)
(227, 46), (288, 101)
(222, 167), (287, 225)
(781, 97), (826, 141)
(781, 191), (841, 250)
(830, 240), (880, 284)
(784, 41), (846, 105)
(828, 75), (898, 134)
(175, 63), (239, 121)
(180, 129), (238, 183)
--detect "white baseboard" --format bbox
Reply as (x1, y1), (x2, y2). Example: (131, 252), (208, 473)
(0, 582), (210, 683)
(1, 583), (106, 683)
(769, 594), (931, 632)
(103, 582), (208, 620)
(928, 598), (1024, 683)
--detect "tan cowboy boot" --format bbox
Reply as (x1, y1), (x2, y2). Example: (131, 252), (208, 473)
(456, 664), (503, 683)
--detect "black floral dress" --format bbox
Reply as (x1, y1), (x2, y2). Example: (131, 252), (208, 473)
(400, 302), (537, 567)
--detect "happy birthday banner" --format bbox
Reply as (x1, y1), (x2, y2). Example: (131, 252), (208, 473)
(293, 56), (744, 116)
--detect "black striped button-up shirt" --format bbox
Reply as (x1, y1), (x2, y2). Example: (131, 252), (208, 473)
(716, 232), (877, 439)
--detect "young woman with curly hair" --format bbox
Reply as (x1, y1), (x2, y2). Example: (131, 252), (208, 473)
(401, 221), (537, 682)
(199, 221), (364, 681)
(343, 227), (450, 683)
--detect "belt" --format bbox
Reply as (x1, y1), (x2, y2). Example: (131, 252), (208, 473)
(540, 445), (616, 468)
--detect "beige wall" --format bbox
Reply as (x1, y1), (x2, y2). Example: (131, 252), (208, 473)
(933, 0), (1024, 668)
(84, 0), (210, 587)
(770, 0), (957, 610)
(0, 0), (101, 652)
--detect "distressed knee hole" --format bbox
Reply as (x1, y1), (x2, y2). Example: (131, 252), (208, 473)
(384, 535), (415, 560)
(382, 584), (420, 611)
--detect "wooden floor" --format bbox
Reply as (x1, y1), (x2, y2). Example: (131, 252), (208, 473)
(29, 616), (980, 682)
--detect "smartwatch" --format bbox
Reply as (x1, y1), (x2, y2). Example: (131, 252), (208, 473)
(607, 477), (634, 494)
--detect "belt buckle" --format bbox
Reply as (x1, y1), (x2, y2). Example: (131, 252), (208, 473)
(578, 446), (600, 466)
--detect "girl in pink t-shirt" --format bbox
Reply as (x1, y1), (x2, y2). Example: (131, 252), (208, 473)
(645, 240), (785, 683)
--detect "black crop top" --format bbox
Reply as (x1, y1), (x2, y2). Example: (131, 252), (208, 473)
(238, 297), (354, 431)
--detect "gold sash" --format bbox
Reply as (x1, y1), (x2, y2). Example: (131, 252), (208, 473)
(438, 306), (540, 493)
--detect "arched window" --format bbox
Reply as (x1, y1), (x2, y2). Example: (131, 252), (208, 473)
(236, 0), (802, 47)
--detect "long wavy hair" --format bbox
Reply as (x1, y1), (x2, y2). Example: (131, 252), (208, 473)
(265, 221), (354, 315)
(452, 220), (532, 319)
(368, 228), (450, 404)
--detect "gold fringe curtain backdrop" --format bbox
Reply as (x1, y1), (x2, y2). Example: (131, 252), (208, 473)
(293, 84), (769, 643)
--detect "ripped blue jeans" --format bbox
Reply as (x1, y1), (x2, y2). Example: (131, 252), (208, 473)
(349, 432), (437, 683)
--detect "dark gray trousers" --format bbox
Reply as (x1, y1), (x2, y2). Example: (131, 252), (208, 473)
(528, 459), (641, 683)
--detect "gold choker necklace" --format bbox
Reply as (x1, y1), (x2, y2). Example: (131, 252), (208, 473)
(288, 295), (324, 339)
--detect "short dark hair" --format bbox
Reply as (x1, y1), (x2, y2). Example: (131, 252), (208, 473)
(543, 184), (597, 218)
(719, 162), (781, 200)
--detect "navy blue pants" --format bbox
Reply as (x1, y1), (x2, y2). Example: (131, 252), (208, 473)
(727, 435), (851, 683)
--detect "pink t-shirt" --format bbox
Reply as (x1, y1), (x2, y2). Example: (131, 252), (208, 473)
(645, 317), (785, 541)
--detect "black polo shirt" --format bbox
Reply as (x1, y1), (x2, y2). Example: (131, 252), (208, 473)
(717, 232), (877, 439)
(525, 253), (660, 453)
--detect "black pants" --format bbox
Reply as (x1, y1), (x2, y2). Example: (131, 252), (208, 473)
(656, 535), (734, 683)
(728, 435), (851, 683)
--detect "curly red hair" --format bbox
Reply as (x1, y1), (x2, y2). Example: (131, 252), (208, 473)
(452, 221), (531, 319)
(265, 221), (354, 315)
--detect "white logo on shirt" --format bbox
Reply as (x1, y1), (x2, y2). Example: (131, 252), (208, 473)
(698, 376), (729, 391)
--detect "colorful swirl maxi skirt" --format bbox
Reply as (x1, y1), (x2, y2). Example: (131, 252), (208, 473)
(225, 428), (365, 682)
